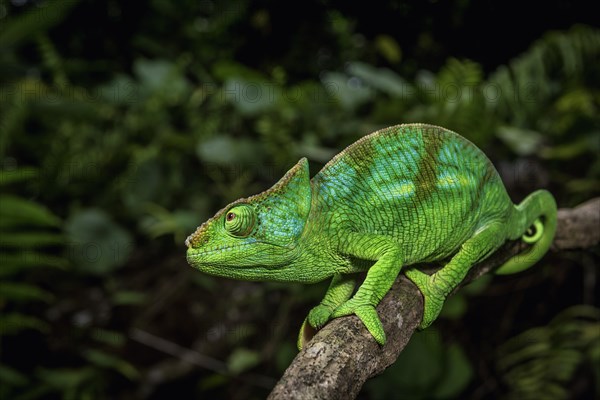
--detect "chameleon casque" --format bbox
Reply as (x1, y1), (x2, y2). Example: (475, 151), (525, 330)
(185, 124), (557, 349)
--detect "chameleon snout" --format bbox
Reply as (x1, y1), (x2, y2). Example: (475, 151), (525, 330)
(185, 222), (211, 249)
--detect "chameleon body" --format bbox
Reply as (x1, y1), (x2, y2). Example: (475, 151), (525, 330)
(185, 124), (557, 349)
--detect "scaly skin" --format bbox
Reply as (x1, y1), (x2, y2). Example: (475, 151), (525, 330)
(185, 124), (557, 350)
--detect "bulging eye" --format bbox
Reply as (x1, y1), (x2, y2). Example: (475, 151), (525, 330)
(224, 204), (255, 237)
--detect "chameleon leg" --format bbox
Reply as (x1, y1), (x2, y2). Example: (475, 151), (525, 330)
(308, 274), (357, 327)
(330, 233), (403, 346)
(297, 274), (356, 350)
(406, 222), (504, 329)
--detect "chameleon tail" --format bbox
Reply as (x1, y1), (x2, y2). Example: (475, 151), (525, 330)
(495, 189), (557, 275)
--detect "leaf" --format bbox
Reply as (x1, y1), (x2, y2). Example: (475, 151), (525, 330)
(111, 291), (147, 306)
(437, 58), (483, 90)
(133, 58), (190, 99)
(97, 75), (140, 105)
(462, 274), (492, 295)
(0, 312), (49, 335)
(0, 364), (29, 386)
(275, 342), (297, 373)
(321, 72), (373, 110)
(226, 324), (257, 344)
(196, 135), (263, 166)
(496, 306), (599, 399)
(83, 349), (139, 380)
(90, 328), (126, 347)
(432, 344), (474, 399)
(375, 34), (402, 64)
(496, 126), (545, 156)
(0, 168), (38, 186)
(121, 158), (164, 211)
(65, 209), (132, 275)
(36, 34), (67, 87)
(367, 329), (445, 399)
(540, 132), (600, 160)
(296, 143), (337, 164)
(347, 62), (411, 98)
(0, 232), (64, 248)
(223, 78), (278, 116)
(0, 282), (54, 303)
(439, 293), (467, 320)
(0, 195), (61, 228)
(139, 206), (200, 244)
(0, 0), (80, 48)
(212, 61), (267, 82)
(227, 348), (261, 375)
(0, 252), (68, 277)
(199, 374), (229, 391)
(486, 25), (600, 123)
(366, 328), (475, 399)
(36, 367), (94, 389)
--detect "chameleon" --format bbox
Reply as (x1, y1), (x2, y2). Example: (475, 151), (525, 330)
(185, 123), (557, 350)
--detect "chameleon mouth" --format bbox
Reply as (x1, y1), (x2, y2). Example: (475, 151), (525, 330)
(186, 242), (256, 259)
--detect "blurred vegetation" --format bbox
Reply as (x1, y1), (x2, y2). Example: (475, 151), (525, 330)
(0, 0), (598, 399)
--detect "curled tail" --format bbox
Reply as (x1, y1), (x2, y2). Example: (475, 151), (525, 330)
(495, 190), (557, 275)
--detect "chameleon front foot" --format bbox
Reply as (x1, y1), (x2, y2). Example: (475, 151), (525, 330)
(404, 268), (445, 329)
(297, 316), (317, 350)
(297, 304), (335, 350)
(331, 300), (386, 346)
(307, 304), (334, 328)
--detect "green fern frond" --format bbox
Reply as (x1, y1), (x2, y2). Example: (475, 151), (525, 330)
(411, 58), (492, 145)
(487, 25), (600, 126)
(0, 195), (61, 228)
(437, 58), (483, 90)
(497, 306), (600, 400)
(0, 282), (54, 303)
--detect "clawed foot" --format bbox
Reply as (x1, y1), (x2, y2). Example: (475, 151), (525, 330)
(307, 304), (334, 328)
(297, 304), (334, 350)
(297, 316), (316, 350)
(297, 300), (387, 349)
(404, 268), (445, 329)
(332, 299), (386, 346)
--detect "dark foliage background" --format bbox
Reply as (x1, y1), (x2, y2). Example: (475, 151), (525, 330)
(0, 1), (598, 399)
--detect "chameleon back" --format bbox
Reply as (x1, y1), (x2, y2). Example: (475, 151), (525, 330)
(310, 124), (513, 265)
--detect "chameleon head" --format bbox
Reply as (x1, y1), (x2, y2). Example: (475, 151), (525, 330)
(185, 158), (313, 282)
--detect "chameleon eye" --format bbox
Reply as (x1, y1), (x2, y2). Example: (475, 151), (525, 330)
(224, 204), (255, 237)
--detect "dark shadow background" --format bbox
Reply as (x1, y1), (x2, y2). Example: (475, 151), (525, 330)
(1, 0), (598, 399)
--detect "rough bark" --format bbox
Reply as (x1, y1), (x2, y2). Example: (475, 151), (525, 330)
(268, 198), (600, 400)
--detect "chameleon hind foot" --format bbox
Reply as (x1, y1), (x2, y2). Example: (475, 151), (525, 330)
(332, 300), (386, 345)
(404, 268), (445, 329)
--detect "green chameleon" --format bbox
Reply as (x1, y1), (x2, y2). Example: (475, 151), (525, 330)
(185, 124), (557, 349)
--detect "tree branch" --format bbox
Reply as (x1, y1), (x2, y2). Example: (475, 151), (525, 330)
(268, 198), (600, 400)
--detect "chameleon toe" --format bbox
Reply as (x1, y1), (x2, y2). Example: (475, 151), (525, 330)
(355, 305), (386, 346)
(297, 317), (317, 351)
(405, 268), (444, 329)
(307, 304), (334, 328)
